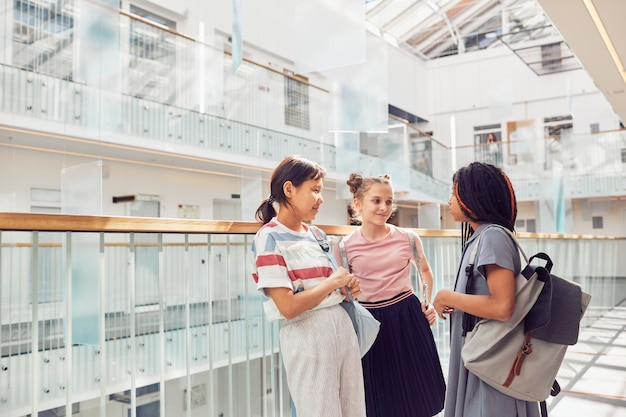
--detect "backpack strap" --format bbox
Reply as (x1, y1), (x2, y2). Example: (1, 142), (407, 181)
(463, 224), (528, 336)
(468, 224), (530, 265)
(338, 239), (350, 271)
(309, 225), (338, 269)
(309, 226), (355, 301)
(309, 225), (330, 253)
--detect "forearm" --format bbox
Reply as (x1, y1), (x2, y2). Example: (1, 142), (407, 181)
(269, 280), (338, 320)
(435, 289), (513, 321)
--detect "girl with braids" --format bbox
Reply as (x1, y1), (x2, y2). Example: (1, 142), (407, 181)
(252, 155), (366, 417)
(334, 172), (446, 417)
(433, 162), (540, 417)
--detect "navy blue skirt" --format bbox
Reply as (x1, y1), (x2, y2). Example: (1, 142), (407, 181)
(360, 291), (446, 417)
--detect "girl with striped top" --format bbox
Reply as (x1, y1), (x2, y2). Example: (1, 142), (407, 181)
(252, 155), (366, 417)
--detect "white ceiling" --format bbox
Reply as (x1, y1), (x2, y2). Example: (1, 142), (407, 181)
(536, 0), (626, 124)
(367, 0), (626, 123)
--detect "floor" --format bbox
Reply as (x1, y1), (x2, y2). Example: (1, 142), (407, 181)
(546, 303), (626, 417)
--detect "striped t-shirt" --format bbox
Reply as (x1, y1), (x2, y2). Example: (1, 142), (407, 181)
(252, 219), (334, 296)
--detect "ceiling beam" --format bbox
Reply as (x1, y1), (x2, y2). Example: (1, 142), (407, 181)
(419, 0), (499, 58)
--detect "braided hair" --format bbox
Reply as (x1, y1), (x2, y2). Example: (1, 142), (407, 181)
(452, 162), (517, 247)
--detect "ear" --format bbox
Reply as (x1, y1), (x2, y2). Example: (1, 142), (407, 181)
(352, 197), (361, 211)
(283, 181), (294, 198)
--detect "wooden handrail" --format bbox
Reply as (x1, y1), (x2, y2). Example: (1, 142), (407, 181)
(0, 212), (258, 234)
(0, 213), (622, 240)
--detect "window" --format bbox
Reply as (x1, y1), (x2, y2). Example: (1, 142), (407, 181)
(130, 5), (177, 29)
(127, 6), (178, 103)
(13, 0), (75, 79)
(544, 115), (573, 138)
(284, 72), (310, 130)
(592, 216), (603, 229)
(541, 43), (562, 70)
(26, 403), (79, 416)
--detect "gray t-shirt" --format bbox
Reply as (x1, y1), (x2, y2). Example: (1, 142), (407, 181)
(444, 223), (540, 417)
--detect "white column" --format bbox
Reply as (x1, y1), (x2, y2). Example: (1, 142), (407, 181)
(0, 0), (14, 64)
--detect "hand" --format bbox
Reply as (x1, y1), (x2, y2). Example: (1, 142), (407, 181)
(432, 289), (455, 320)
(421, 303), (436, 326)
(329, 267), (353, 290)
(343, 275), (362, 301)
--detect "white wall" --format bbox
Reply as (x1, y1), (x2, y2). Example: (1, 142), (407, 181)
(425, 48), (620, 147)
(1, 147), (351, 226)
(387, 46), (430, 120)
(571, 199), (626, 237)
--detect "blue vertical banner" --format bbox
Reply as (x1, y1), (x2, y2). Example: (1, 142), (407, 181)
(553, 168), (566, 233)
(76, 0), (121, 135)
(61, 161), (103, 346)
(232, 0), (243, 73)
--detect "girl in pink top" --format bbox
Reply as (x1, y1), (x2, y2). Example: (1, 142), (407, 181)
(334, 173), (446, 417)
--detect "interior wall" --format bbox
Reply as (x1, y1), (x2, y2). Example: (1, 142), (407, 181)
(1, 147), (354, 226)
(386, 45), (430, 120)
(425, 48), (620, 146)
(571, 198), (626, 236)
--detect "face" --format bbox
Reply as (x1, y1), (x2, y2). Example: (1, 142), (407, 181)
(448, 185), (468, 223)
(354, 182), (394, 226)
(287, 178), (324, 222)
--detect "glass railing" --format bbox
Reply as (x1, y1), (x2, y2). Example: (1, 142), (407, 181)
(1, 2), (626, 206)
(0, 213), (623, 416)
(453, 129), (626, 202)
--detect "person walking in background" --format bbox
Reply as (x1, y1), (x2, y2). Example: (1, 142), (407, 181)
(252, 155), (366, 417)
(334, 173), (446, 417)
(486, 132), (502, 166)
(432, 162), (540, 417)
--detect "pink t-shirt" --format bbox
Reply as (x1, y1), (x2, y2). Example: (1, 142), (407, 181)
(334, 225), (423, 302)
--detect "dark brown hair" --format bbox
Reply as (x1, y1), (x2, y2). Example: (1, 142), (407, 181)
(255, 155), (326, 224)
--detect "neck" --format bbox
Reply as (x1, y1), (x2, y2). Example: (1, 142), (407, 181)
(468, 220), (481, 231)
(277, 211), (305, 232)
(360, 223), (390, 241)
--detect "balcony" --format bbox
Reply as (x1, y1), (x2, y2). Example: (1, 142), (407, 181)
(0, 212), (623, 416)
(1, 4), (626, 223)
